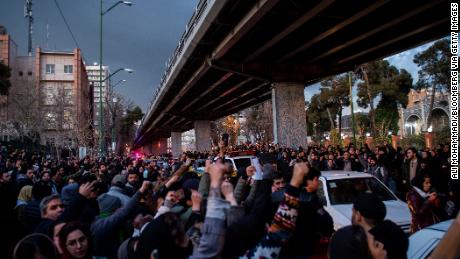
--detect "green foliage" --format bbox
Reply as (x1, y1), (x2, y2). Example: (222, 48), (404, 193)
(374, 135), (392, 147)
(355, 112), (371, 134)
(127, 106), (143, 121)
(434, 127), (450, 146)
(356, 60), (412, 136)
(329, 128), (341, 146)
(400, 134), (425, 150)
(413, 39), (451, 92)
(307, 73), (354, 135)
(357, 60), (412, 109)
(0, 62), (11, 95)
(374, 100), (399, 137)
(306, 97), (333, 134)
(319, 74), (353, 109)
(120, 106), (144, 137)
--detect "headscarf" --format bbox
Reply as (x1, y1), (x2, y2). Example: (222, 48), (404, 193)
(17, 185), (33, 206)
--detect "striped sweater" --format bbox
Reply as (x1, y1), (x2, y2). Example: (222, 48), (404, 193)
(242, 185), (301, 259)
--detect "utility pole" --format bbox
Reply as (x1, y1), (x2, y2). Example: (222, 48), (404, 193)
(99, 0), (104, 156)
(24, 0), (33, 56)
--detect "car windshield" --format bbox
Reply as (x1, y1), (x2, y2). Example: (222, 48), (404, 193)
(233, 158), (251, 170)
(327, 177), (396, 205)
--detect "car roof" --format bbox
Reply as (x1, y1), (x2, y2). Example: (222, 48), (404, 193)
(320, 171), (371, 180)
(225, 156), (253, 159)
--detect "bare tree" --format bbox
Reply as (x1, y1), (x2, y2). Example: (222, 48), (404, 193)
(241, 100), (273, 143)
(7, 76), (43, 143)
(105, 92), (129, 154)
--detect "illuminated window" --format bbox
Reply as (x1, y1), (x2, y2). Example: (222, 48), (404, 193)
(45, 112), (57, 129)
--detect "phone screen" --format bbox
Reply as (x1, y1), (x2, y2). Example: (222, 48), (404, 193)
(251, 157), (263, 176)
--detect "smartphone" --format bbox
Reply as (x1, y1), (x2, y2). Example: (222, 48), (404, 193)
(250, 157), (263, 179)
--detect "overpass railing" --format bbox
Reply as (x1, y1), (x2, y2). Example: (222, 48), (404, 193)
(140, 0), (211, 129)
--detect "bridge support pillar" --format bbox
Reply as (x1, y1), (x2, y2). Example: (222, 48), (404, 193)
(171, 132), (182, 158)
(272, 82), (307, 148)
(194, 120), (211, 152)
(152, 138), (168, 156)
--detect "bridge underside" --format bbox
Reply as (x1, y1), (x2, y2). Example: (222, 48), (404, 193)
(136, 0), (449, 146)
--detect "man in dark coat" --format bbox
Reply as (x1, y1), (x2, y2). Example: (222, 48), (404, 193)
(272, 168), (334, 257)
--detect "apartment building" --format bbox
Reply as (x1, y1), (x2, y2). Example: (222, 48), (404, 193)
(36, 47), (92, 147)
(85, 64), (110, 128)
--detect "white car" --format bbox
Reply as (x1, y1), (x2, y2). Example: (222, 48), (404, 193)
(214, 155), (253, 177)
(317, 171), (411, 233)
(407, 219), (453, 258)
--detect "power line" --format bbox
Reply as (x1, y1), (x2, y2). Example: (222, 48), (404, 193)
(52, 0), (81, 50)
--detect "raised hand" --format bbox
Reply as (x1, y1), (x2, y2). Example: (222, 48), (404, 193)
(290, 162), (309, 188)
(165, 190), (177, 204)
(185, 158), (192, 167)
(79, 181), (96, 199)
(191, 190), (202, 211)
(205, 159), (212, 173)
(221, 181), (237, 205)
(209, 163), (226, 188)
(140, 180), (151, 194)
(165, 174), (179, 188)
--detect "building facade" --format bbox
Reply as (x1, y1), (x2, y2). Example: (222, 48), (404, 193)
(0, 30), (18, 122)
(398, 89), (450, 136)
(36, 48), (92, 148)
(85, 64), (110, 128)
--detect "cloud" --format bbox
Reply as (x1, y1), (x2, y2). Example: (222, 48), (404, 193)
(0, 0), (198, 112)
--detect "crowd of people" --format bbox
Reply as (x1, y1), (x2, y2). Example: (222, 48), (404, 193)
(0, 141), (458, 259)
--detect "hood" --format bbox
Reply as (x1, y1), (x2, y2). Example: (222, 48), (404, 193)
(330, 200), (411, 227)
(382, 200), (411, 225)
(61, 183), (79, 206)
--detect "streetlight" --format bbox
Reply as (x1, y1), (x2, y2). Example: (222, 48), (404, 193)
(112, 79), (127, 88)
(99, 0), (132, 156)
(103, 68), (133, 83)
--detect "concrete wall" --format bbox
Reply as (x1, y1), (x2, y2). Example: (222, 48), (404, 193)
(194, 120), (211, 152)
(171, 132), (182, 157)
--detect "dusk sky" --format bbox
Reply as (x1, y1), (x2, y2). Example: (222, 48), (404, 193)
(1, 0), (198, 111)
(1, 0), (438, 114)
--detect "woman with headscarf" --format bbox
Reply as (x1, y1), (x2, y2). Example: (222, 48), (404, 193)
(16, 185), (33, 207)
(15, 185), (33, 236)
(406, 174), (440, 233)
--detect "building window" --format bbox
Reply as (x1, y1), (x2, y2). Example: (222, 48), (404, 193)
(18, 71), (23, 76)
(28, 71), (32, 76)
(64, 65), (73, 74)
(63, 110), (73, 129)
(64, 89), (73, 104)
(43, 87), (57, 105)
(46, 64), (55, 74)
(45, 112), (57, 129)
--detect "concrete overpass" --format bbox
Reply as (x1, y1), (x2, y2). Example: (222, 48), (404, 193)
(135, 0), (449, 155)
